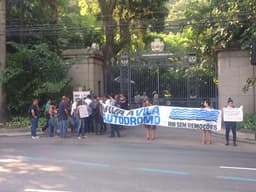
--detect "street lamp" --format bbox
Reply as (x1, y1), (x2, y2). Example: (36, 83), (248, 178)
(151, 38), (165, 96)
(186, 52), (198, 107)
(188, 52), (197, 64)
(120, 53), (131, 107)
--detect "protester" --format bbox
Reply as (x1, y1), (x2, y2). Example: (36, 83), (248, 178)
(48, 103), (58, 137)
(224, 97), (237, 146)
(119, 93), (128, 110)
(42, 98), (51, 132)
(91, 96), (103, 135)
(85, 95), (93, 134)
(99, 96), (107, 134)
(66, 97), (75, 134)
(134, 92), (142, 108)
(109, 95), (120, 137)
(202, 100), (212, 144)
(71, 98), (80, 135)
(29, 98), (40, 139)
(152, 91), (159, 105)
(143, 98), (156, 140)
(142, 91), (148, 102)
(77, 100), (89, 139)
(58, 96), (69, 138)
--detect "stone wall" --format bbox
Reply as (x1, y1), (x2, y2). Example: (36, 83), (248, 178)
(63, 49), (104, 97)
(218, 50), (255, 113)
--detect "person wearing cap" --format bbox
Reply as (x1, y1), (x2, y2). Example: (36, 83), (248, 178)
(152, 91), (159, 105)
(224, 98), (237, 146)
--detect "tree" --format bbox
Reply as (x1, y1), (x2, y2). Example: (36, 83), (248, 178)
(78, 0), (169, 93)
(2, 43), (71, 115)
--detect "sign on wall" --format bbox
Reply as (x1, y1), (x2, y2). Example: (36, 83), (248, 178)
(73, 91), (90, 101)
(103, 105), (222, 131)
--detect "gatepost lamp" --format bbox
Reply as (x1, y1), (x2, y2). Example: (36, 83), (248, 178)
(120, 53), (131, 106)
(188, 52), (197, 64)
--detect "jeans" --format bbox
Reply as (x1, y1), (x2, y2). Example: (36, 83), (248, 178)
(73, 114), (80, 133)
(59, 120), (68, 138)
(77, 117), (88, 137)
(225, 122), (237, 144)
(87, 115), (94, 133)
(111, 124), (120, 137)
(48, 117), (57, 137)
(31, 118), (38, 137)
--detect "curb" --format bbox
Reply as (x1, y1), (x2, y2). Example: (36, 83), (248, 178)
(214, 132), (256, 145)
(0, 129), (255, 144)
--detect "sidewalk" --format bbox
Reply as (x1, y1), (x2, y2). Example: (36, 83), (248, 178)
(0, 126), (255, 144)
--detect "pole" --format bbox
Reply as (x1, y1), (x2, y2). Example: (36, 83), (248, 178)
(128, 58), (132, 109)
(253, 65), (256, 140)
(157, 64), (160, 96)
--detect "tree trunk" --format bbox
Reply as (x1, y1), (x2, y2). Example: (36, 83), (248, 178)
(19, 0), (24, 43)
(98, 0), (117, 94)
(0, 0), (8, 122)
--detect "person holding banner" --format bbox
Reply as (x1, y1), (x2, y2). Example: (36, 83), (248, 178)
(143, 98), (156, 140)
(202, 100), (212, 144)
(224, 98), (237, 146)
(109, 95), (121, 137)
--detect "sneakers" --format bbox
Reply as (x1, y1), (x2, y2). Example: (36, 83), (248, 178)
(32, 136), (40, 139)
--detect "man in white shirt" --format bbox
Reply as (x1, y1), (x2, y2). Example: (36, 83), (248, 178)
(77, 100), (89, 139)
(84, 95), (94, 134)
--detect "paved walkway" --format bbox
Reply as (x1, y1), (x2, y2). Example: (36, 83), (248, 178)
(0, 125), (255, 144)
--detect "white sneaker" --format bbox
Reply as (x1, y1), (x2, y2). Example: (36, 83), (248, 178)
(77, 136), (82, 140)
(32, 136), (40, 139)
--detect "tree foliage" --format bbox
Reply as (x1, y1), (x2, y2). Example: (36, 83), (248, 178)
(2, 43), (71, 115)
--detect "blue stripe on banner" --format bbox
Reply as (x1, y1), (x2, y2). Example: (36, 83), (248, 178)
(137, 168), (189, 175)
(170, 108), (219, 121)
(69, 160), (110, 168)
(217, 176), (256, 182)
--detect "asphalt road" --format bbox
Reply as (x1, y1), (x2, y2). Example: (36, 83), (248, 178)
(0, 127), (255, 192)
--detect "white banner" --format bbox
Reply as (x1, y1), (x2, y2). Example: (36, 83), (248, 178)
(223, 107), (243, 122)
(103, 105), (222, 131)
(73, 91), (90, 101)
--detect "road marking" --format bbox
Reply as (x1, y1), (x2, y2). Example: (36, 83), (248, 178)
(24, 189), (72, 192)
(220, 166), (256, 171)
(69, 160), (110, 168)
(4, 155), (48, 162)
(217, 176), (256, 182)
(137, 168), (189, 175)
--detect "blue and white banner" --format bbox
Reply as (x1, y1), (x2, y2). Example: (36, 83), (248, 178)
(103, 105), (222, 131)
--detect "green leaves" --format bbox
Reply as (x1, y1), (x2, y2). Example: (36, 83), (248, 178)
(3, 43), (71, 115)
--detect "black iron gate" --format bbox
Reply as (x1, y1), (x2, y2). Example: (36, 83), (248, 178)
(107, 57), (218, 108)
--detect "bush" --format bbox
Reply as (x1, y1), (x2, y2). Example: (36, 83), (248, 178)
(6, 116), (47, 129)
(237, 113), (256, 130)
(2, 43), (72, 115)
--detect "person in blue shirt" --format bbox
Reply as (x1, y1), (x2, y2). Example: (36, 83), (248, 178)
(29, 98), (40, 139)
(42, 98), (52, 132)
(58, 96), (69, 138)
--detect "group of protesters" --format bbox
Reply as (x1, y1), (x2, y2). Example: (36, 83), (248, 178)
(28, 92), (238, 146)
(28, 93), (130, 139)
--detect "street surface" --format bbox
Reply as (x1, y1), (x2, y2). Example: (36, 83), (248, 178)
(0, 126), (255, 192)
